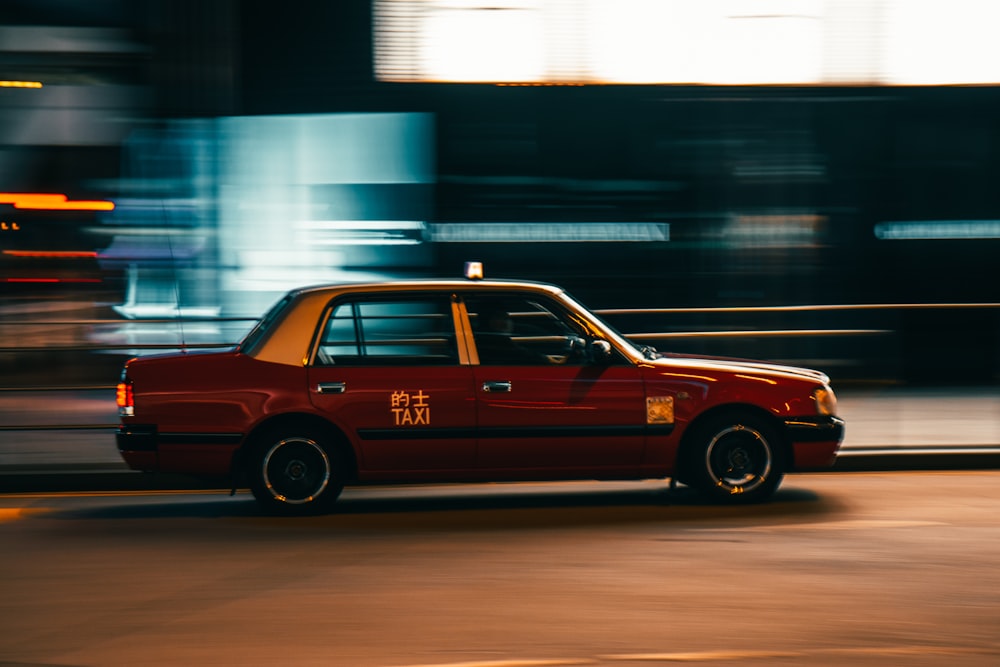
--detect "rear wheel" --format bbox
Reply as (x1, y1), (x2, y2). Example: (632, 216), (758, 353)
(248, 428), (344, 514)
(684, 412), (784, 503)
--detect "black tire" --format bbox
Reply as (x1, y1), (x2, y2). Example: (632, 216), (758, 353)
(248, 428), (344, 514)
(683, 411), (785, 504)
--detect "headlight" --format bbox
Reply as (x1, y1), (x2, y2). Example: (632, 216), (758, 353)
(813, 386), (837, 416)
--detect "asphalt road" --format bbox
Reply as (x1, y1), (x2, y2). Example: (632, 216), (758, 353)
(2, 472), (1000, 666)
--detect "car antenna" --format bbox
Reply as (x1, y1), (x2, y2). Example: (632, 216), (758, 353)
(162, 200), (187, 352)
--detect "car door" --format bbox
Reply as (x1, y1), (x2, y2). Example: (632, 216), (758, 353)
(463, 292), (647, 475)
(307, 293), (477, 477)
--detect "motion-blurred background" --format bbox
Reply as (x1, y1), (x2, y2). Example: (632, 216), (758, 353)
(1, 0), (998, 389)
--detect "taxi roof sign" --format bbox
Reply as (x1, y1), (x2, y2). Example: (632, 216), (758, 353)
(464, 261), (484, 280)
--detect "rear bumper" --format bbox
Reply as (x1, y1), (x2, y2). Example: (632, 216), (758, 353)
(116, 425), (244, 474)
(784, 415), (846, 470)
(116, 425), (159, 471)
(117, 424), (158, 452)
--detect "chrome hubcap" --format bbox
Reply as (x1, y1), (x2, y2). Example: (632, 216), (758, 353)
(705, 424), (772, 494)
(285, 459), (307, 481)
(262, 437), (331, 504)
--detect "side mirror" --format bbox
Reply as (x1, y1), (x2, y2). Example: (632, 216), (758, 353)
(589, 339), (613, 363)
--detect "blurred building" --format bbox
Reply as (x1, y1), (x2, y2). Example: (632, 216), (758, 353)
(0, 0), (998, 383)
(100, 112), (434, 321)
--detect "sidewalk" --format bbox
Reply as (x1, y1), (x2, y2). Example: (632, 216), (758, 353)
(1, 385), (998, 492)
(831, 384), (1000, 471)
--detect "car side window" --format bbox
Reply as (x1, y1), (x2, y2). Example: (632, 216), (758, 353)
(466, 294), (587, 366)
(314, 296), (458, 366)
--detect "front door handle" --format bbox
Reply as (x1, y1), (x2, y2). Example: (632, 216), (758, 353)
(316, 382), (346, 394)
(482, 381), (512, 393)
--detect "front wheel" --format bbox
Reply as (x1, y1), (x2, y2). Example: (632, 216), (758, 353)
(683, 412), (785, 504)
(248, 429), (344, 514)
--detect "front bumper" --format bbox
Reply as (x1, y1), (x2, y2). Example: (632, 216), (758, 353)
(784, 415), (845, 442)
(783, 415), (846, 470)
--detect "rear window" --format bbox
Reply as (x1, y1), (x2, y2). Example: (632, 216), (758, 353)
(238, 293), (295, 356)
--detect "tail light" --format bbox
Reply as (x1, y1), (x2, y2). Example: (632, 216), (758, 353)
(116, 379), (134, 417)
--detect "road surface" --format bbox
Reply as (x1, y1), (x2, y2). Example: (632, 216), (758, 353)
(2, 472), (1000, 666)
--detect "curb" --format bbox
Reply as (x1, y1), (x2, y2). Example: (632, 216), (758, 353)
(832, 447), (1000, 472)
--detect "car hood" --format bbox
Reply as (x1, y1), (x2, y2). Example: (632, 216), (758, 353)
(651, 352), (831, 385)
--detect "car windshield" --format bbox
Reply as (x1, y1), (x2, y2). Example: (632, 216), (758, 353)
(559, 290), (657, 359)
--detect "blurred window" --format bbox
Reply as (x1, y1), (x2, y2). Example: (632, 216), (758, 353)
(315, 296), (457, 366)
(240, 294), (295, 356)
(465, 293), (586, 366)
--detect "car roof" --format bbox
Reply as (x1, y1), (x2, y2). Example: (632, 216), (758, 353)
(247, 278), (571, 366)
(288, 278), (567, 299)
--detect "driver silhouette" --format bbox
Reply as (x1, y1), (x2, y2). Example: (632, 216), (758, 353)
(474, 308), (541, 365)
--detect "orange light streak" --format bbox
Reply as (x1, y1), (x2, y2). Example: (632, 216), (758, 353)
(0, 193), (115, 211)
(4, 277), (101, 283)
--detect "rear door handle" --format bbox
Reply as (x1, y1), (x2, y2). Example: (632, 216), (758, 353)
(316, 382), (346, 394)
(482, 381), (512, 393)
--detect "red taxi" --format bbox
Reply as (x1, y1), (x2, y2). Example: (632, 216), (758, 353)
(116, 272), (844, 514)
